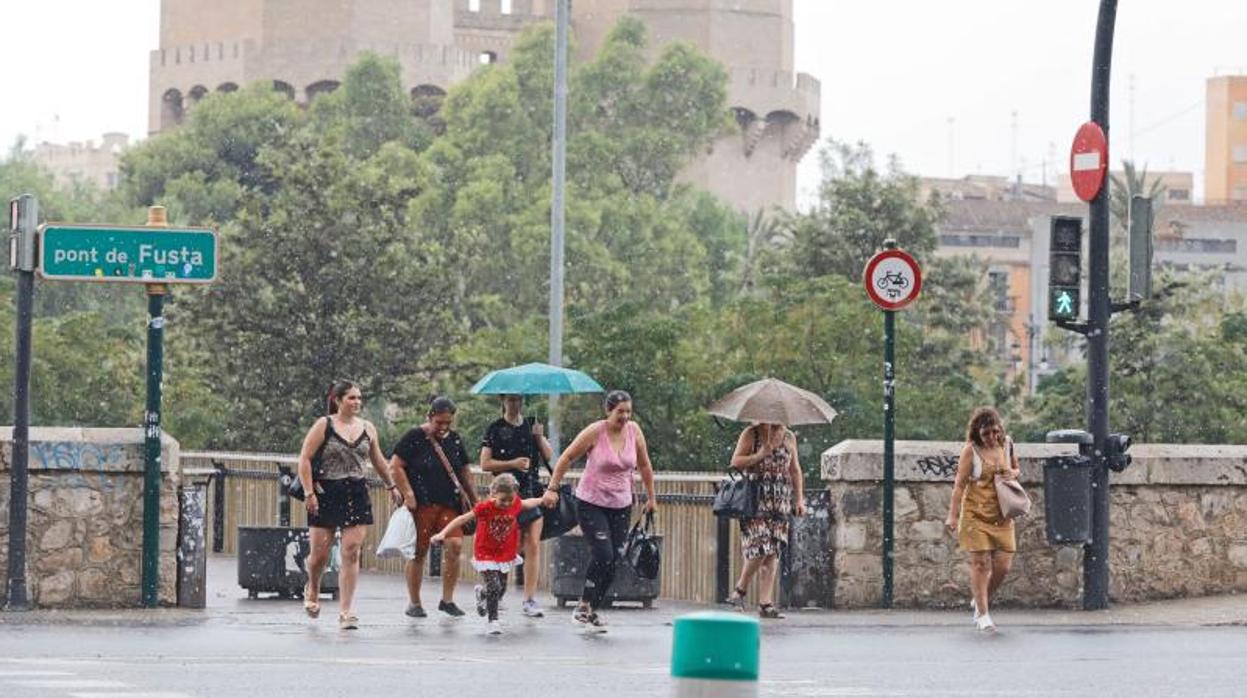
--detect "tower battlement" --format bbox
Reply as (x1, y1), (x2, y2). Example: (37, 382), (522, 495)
(149, 0), (820, 210)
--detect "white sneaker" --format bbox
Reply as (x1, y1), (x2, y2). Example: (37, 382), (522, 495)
(522, 599), (545, 618)
(976, 613), (996, 632)
(487, 619), (503, 635)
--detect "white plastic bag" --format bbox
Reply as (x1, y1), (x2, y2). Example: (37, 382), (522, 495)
(375, 508), (417, 560)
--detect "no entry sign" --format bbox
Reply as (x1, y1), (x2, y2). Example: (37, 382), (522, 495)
(1070, 121), (1108, 202)
(864, 248), (922, 310)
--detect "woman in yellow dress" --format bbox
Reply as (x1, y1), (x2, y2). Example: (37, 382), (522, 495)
(945, 407), (1019, 632)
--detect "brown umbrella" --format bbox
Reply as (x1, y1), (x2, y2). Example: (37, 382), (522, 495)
(706, 378), (838, 427)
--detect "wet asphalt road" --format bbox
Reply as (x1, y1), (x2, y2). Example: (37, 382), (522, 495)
(2, 555), (1246, 697)
(3, 612), (1247, 697)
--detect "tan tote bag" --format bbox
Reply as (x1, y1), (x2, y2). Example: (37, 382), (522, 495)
(994, 437), (1031, 519)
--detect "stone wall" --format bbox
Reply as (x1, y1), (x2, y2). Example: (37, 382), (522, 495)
(0, 428), (181, 607)
(822, 440), (1247, 608)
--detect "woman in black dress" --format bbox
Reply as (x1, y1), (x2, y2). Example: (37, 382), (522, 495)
(296, 381), (401, 629)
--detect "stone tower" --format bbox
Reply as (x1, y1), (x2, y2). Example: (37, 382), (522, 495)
(148, 0), (473, 132)
(149, 0), (820, 211)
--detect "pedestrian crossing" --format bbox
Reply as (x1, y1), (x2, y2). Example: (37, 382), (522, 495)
(0, 663), (190, 698)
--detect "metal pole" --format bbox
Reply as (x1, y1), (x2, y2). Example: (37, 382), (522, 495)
(5, 274), (34, 611)
(882, 308), (896, 609)
(5, 193), (37, 612)
(142, 206), (169, 607)
(547, 0), (569, 453)
(1084, 0), (1117, 611)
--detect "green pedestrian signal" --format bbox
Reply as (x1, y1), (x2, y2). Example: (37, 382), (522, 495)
(1050, 287), (1079, 319)
(1048, 216), (1083, 322)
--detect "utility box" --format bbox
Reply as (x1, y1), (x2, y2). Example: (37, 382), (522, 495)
(1044, 430), (1095, 545)
(237, 526), (338, 600)
(549, 533), (661, 608)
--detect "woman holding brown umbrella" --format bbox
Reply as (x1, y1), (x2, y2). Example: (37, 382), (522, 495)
(709, 378), (835, 619)
(725, 421), (806, 618)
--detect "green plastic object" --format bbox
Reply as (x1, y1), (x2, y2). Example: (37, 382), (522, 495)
(671, 611), (760, 681)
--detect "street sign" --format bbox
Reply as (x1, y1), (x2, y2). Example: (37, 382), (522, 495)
(864, 248), (922, 310)
(1070, 121), (1108, 202)
(38, 224), (217, 283)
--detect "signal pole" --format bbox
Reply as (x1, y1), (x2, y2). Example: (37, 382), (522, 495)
(1083, 0), (1118, 610)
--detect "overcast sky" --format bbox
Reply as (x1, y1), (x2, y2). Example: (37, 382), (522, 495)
(3, 1), (1246, 202)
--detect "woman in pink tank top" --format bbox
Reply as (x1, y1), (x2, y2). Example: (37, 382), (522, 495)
(542, 390), (658, 632)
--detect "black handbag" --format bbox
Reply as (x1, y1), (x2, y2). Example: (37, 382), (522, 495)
(288, 417), (331, 502)
(540, 483), (579, 540)
(712, 468), (757, 519)
(624, 511), (661, 580)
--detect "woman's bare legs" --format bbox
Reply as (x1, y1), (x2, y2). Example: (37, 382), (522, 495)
(337, 525), (367, 617)
(969, 551), (992, 616)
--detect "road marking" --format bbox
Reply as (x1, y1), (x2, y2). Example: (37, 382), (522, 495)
(70, 694), (190, 698)
(0, 670), (75, 676)
(8, 679), (130, 689)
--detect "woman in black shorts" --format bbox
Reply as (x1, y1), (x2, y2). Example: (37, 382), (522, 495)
(296, 380), (401, 629)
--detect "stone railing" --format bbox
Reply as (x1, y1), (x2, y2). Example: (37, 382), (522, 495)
(822, 440), (1247, 608)
(0, 428), (181, 608)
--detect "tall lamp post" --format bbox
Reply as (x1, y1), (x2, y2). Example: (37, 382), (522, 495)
(547, 0), (570, 453)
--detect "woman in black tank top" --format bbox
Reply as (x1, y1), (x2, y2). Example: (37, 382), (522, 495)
(296, 381), (401, 629)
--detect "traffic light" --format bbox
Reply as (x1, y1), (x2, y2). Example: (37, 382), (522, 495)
(1106, 433), (1133, 472)
(1048, 215), (1082, 321)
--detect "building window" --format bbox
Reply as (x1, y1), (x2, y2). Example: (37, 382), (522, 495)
(469, 0), (480, 11)
(1155, 238), (1237, 254)
(501, 0), (513, 13)
(938, 233), (1021, 248)
(1235, 102), (1247, 121)
(1233, 144), (1247, 163)
(479, 51), (497, 64)
(1167, 188), (1190, 201)
(988, 270), (1013, 312)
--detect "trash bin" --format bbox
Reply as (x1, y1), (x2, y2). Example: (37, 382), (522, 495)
(1044, 430), (1094, 545)
(237, 526), (339, 600)
(549, 533), (661, 609)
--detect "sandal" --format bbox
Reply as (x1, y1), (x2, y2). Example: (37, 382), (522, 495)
(303, 585), (320, 619)
(339, 612), (359, 630)
(726, 586), (747, 612)
(758, 603), (785, 619)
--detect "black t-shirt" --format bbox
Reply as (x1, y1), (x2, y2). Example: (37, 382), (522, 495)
(393, 427), (471, 508)
(481, 417), (542, 493)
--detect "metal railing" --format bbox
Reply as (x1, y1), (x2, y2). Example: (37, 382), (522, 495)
(181, 451), (828, 605)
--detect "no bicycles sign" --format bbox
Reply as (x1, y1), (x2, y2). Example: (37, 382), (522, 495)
(864, 248), (922, 311)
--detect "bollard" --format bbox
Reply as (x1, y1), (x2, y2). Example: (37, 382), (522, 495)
(671, 611), (759, 697)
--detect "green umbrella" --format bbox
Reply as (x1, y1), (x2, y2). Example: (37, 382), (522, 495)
(469, 362), (604, 396)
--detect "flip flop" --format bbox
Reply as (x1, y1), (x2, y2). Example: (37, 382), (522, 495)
(303, 584), (320, 619)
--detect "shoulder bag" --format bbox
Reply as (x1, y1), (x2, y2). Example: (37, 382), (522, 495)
(713, 427), (761, 519)
(427, 430), (477, 536)
(994, 436), (1031, 519)
(624, 511), (661, 580)
(288, 417), (331, 502)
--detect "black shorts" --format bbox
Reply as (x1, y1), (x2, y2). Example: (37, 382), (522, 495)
(308, 477), (374, 529)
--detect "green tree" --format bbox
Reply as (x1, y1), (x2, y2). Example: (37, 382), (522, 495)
(779, 141), (941, 281)
(1022, 270), (1247, 443)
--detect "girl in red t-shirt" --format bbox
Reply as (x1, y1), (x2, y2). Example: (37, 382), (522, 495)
(432, 473), (544, 633)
